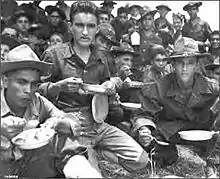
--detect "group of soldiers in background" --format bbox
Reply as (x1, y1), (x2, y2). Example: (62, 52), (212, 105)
(1, 0), (220, 178)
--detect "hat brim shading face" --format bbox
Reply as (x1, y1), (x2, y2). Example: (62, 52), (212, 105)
(45, 6), (66, 20)
(183, 2), (202, 11)
(129, 5), (142, 11)
(205, 64), (220, 71)
(100, 2), (117, 6)
(13, 11), (34, 24)
(140, 10), (158, 21)
(169, 52), (210, 60)
(1, 61), (52, 76)
(156, 5), (171, 11)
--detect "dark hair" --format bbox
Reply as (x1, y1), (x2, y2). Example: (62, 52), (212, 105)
(97, 8), (110, 18)
(149, 44), (168, 60)
(117, 7), (127, 16)
(70, 1), (98, 23)
(209, 30), (220, 41)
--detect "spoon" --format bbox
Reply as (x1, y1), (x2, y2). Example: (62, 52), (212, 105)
(140, 131), (170, 146)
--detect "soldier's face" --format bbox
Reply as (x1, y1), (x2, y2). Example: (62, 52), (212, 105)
(50, 11), (61, 26)
(116, 54), (133, 70)
(173, 18), (182, 31)
(118, 12), (127, 24)
(158, 8), (169, 17)
(187, 7), (198, 17)
(70, 12), (97, 48)
(152, 54), (168, 70)
(174, 57), (197, 83)
(210, 34), (220, 49)
(3, 69), (40, 109)
(1, 28), (18, 39)
(49, 34), (63, 46)
(98, 14), (110, 24)
(142, 15), (154, 30)
(16, 16), (30, 33)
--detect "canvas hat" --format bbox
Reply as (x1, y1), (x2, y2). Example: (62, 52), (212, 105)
(1, 35), (20, 50)
(205, 59), (220, 71)
(96, 23), (119, 46)
(156, 4), (171, 11)
(92, 94), (109, 123)
(110, 43), (139, 57)
(12, 10), (35, 24)
(129, 5), (143, 11)
(169, 37), (210, 60)
(139, 8), (158, 21)
(100, 0), (117, 6)
(183, 2), (202, 11)
(45, 5), (66, 20)
(1, 44), (52, 75)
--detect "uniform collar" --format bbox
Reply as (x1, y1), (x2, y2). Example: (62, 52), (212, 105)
(67, 42), (105, 64)
(166, 72), (213, 98)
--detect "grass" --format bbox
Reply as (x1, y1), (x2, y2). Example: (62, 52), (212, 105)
(98, 145), (220, 178)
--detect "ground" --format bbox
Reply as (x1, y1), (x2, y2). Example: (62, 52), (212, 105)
(98, 145), (220, 178)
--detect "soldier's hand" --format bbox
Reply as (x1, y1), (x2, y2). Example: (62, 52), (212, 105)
(101, 80), (116, 95)
(138, 126), (154, 147)
(55, 77), (83, 93)
(1, 116), (27, 139)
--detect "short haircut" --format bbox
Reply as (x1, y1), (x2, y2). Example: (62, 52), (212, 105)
(98, 8), (110, 18)
(209, 30), (220, 41)
(150, 44), (168, 60)
(117, 7), (127, 16)
(70, 1), (98, 23)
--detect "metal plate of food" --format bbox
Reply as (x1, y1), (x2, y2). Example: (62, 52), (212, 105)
(12, 128), (55, 150)
(178, 130), (219, 141)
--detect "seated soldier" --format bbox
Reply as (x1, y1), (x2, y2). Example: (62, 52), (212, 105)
(0, 44), (101, 178)
(39, 1), (149, 175)
(108, 43), (142, 133)
(205, 59), (220, 82)
(131, 37), (220, 178)
(143, 44), (173, 83)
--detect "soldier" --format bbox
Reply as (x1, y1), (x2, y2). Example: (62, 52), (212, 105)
(182, 2), (212, 52)
(97, 8), (111, 24)
(132, 37), (219, 177)
(143, 44), (173, 83)
(138, 8), (163, 65)
(40, 1), (149, 176)
(155, 4), (174, 47)
(0, 44), (101, 178)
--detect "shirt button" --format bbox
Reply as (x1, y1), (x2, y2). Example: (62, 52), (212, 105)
(142, 49), (146, 52)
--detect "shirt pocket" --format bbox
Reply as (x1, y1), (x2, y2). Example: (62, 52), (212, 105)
(62, 58), (82, 78)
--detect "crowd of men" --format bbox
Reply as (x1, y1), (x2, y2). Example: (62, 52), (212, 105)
(1, 0), (220, 178)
